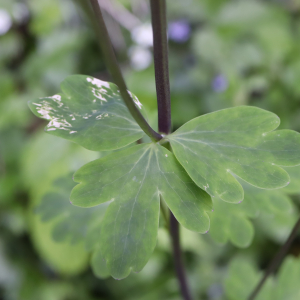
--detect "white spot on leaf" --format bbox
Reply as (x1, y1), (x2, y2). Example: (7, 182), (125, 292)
(87, 77), (110, 88)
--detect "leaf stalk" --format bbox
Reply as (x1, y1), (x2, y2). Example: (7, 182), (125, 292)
(89, 0), (162, 142)
(150, 0), (171, 135)
(150, 1), (193, 299)
(170, 213), (194, 300)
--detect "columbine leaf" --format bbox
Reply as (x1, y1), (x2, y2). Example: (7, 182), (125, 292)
(28, 75), (145, 151)
(225, 256), (300, 300)
(71, 143), (212, 279)
(209, 179), (292, 248)
(168, 106), (300, 203)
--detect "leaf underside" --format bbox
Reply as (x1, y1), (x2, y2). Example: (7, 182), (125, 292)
(28, 75), (145, 151)
(71, 143), (212, 279)
(169, 106), (300, 203)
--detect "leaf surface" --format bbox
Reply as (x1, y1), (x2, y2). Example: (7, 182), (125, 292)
(71, 143), (212, 279)
(209, 179), (292, 247)
(283, 165), (300, 194)
(225, 256), (300, 300)
(36, 176), (107, 247)
(169, 106), (300, 203)
(36, 175), (110, 279)
(28, 75), (145, 151)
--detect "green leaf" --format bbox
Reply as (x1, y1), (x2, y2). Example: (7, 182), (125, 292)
(29, 208), (90, 276)
(283, 165), (300, 194)
(91, 250), (110, 279)
(22, 131), (99, 276)
(209, 179), (292, 248)
(224, 257), (272, 300)
(255, 206), (298, 244)
(28, 75), (145, 151)
(168, 106), (300, 203)
(71, 143), (212, 279)
(273, 257), (300, 300)
(224, 256), (300, 300)
(36, 175), (109, 278)
(36, 176), (107, 247)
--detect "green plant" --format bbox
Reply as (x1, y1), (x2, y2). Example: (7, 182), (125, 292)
(27, 1), (300, 299)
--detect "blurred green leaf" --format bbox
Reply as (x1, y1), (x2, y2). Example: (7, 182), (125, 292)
(29, 203), (90, 276)
(36, 176), (107, 246)
(28, 0), (63, 36)
(216, 1), (270, 27)
(225, 256), (300, 300)
(209, 179), (292, 247)
(224, 257), (271, 300)
(283, 165), (300, 194)
(22, 132), (99, 275)
(91, 250), (110, 279)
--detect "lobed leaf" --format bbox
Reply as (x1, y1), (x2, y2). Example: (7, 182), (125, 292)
(71, 143), (212, 279)
(168, 106), (300, 203)
(28, 75), (145, 151)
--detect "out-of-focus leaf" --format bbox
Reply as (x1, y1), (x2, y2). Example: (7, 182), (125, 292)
(255, 207), (298, 244)
(224, 256), (300, 300)
(29, 211), (89, 275)
(256, 22), (292, 63)
(36, 176), (107, 246)
(0, 94), (33, 130)
(28, 0), (62, 36)
(283, 165), (300, 194)
(28, 75), (145, 151)
(71, 143), (212, 279)
(36, 174), (109, 279)
(22, 132), (99, 275)
(169, 106), (300, 203)
(224, 257), (272, 300)
(209, 179), (292, 247)
(91, 250), (110, 279)
(217, 1), (270, 25)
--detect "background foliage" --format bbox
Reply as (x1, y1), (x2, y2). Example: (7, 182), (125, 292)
(1, 0), (300, 299)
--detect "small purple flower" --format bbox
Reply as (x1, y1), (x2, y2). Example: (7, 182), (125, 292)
(212, 75), (228, 93)
(168, 20), (191, 43)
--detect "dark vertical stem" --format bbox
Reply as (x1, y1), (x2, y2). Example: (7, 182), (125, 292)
(150, 0), (171, 134)
(89, 0), (162, 142)
(248, 216), (300, 300)
(170, 213), (194, 300)
(150, 1), (192, 299)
